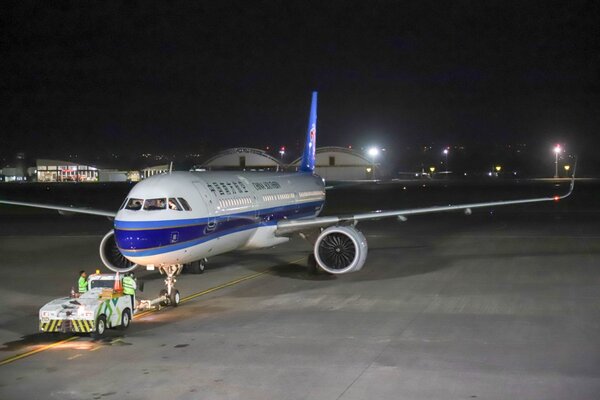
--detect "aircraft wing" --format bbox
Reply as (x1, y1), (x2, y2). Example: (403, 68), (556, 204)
(0, 199), (117, 218)
(277, 175), (575, 236)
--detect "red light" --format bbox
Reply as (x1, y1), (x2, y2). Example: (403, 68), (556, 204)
(553, 195), (560, 201)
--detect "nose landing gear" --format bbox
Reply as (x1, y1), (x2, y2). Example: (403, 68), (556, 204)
(158, 264), (183, 307)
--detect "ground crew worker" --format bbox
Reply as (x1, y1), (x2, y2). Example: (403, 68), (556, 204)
(78, 271), (88, 294)
(122, 272), (137, 311)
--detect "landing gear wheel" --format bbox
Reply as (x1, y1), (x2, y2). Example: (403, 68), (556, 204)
(158, 264), (183, 307)
(170, 289), (180, 307)
(120, 309), (131, 330)
(94, 315), (107, 338)
(159, 289), (168, 306)
(186, 260), (205, 274)
(197, 260), (205, 274)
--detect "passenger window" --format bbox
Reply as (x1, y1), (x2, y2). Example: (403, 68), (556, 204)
(125, 198), (143, 211)
(143, 198), (166, 211)
(220, 183), (231, 195)
(178, 197), (192, 211)
(213, 182), (224, 195)
(238, 181), (248, 192)
(168, 198), (182, 211)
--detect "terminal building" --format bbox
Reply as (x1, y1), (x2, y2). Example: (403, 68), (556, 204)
(36, 159), (99, 182)
(290, 147), (376, 180)
(201, 148), (284, 171)
(35, 159), (131, 182)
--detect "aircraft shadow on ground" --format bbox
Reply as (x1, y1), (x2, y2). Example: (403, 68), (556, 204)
(236, 242), (450, 284)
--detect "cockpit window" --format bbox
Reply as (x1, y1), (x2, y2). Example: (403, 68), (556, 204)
(178, 197), (192, 211)
(119, 198), (128, 210)
(125, 198), (143, 211)
(168, 198), (182, 211)
(143, 198), (166, 211)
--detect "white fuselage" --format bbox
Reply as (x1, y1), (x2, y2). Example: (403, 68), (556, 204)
(114, 171), (325, 266)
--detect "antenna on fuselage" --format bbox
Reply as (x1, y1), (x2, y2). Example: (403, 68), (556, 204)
(169, 161), (173, 174)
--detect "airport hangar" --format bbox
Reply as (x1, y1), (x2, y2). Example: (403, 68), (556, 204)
(200, 146), (377, 180)
(200, 147), (284, 171)
(290, 146), (377, 180)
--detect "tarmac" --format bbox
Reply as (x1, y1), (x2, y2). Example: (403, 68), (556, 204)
(0, 182), (599, 400)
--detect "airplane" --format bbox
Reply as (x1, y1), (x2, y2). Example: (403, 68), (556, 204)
(0, 91), (575, 306)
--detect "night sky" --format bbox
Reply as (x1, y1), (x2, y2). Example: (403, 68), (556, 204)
(2, 1), (599, 170)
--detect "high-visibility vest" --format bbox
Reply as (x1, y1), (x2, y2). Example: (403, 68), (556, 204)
(78, 276), (87, 293)
(122, 276), (136, 295)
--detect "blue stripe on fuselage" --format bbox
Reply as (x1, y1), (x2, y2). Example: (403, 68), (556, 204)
(114, 201), (323, 257)
(114, 217), (210, 230)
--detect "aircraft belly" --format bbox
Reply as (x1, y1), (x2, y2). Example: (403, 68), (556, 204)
(242, 226), (289, 249)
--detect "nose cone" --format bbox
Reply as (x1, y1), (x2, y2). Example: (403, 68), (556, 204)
(113, 228), (152, 251)
(113, 218), (172, 253)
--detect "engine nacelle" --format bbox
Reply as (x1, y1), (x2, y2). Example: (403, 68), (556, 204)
(314, 225), (368, 274)
(99, 230), (139, 273)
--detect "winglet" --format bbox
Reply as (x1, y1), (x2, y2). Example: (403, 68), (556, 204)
(560, 156), (577, 199)
(299, 91), (318, 173)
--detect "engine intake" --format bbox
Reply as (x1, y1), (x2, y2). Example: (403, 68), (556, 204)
(314, 225), (368, 274)
(99, 230), (138, 273)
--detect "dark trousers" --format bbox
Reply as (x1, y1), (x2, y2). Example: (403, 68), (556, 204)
(128, 294), (135, 311)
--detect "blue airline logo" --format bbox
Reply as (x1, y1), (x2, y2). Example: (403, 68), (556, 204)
(299, 91), (317, 173)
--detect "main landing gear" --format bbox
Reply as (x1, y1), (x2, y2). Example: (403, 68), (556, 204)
(184, 258), (206, 274)
(158, 264), (183, 307)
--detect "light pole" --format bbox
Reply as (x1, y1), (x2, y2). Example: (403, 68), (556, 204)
(442, 148), (449, 173)
(564, 164), (570, 177)
(368, 147), (379, 179)
(553, 145), (562, 178)
(442, 148), (449, 178)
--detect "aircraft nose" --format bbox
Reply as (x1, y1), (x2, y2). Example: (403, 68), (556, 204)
(113, 224), (189, 253)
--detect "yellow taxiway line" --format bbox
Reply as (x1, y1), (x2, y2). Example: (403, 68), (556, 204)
(0, 336), (79, 367)
(0, 257), (302, 367)
(181, 268), (272, 303)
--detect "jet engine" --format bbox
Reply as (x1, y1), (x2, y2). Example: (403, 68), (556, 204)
(99, 230), (138, 273)
(313, 225), (368, 274)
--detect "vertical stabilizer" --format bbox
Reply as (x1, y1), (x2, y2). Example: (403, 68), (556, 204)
(299, 91), (318, 173)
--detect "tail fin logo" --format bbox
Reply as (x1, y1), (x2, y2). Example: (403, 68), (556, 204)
(299, 91), (318, 173)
